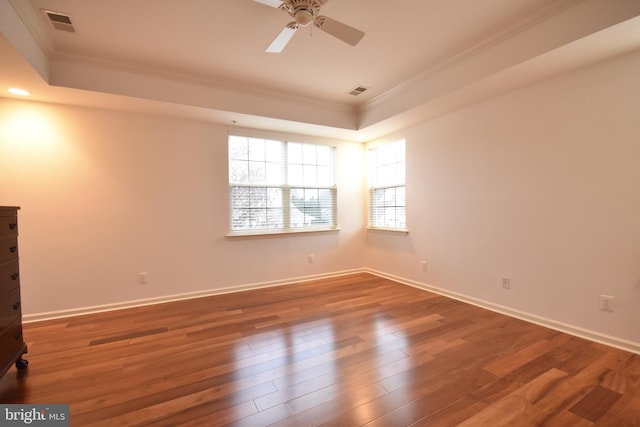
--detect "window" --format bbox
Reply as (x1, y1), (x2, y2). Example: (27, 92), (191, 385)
(229, 135), (337, 234)
(368, 139), (406, 230)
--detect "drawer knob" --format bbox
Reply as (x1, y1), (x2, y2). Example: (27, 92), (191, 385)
(9, 246), (17, 253)
(9, 223), (17, 230)
(14, 332), (22, 340)
(13, 302), (20, 310)
(11, 273), (19, 280)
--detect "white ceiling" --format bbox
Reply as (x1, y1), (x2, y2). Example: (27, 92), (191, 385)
(1, 0), (640, 141)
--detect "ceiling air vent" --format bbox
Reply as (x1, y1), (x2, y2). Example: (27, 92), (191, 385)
(348, 85), (369, 96)
(42, 10), (76, 33)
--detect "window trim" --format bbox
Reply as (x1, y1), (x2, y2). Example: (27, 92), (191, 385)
(365, 227), (409, 235)
(228, 135), (338, 236)
(226, 226), (340, 239)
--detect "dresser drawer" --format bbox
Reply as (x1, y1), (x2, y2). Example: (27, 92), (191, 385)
(0, 288), (21, 329)
(0, 320), (24, 363)
(0, 215), (18, 238)
(0, 260), (20, 297)
(0, 216), (18, 237)
(0, 236), (18, 263)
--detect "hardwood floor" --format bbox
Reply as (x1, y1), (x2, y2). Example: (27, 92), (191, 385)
(0, 273), (638, 426)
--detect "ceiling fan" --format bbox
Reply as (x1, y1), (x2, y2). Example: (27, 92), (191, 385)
(254, 0), (365, 53)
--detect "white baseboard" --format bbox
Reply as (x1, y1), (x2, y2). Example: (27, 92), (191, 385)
(365, 269), (640, 355)
(22, 268), (366, 323)
(23, 267), (639, 355)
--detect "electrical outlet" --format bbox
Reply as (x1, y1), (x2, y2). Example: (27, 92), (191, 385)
(501, 277), (511, 289)
(599, 295), (615, 312)
(137, 272), (148, 285)
(308, 254), (315, 264)
(421, 260), (428, 271)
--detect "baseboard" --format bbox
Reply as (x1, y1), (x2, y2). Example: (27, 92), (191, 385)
(23, 268), (639, 355)
(22, 268), (366, 323)
(365, 269), (640, 355)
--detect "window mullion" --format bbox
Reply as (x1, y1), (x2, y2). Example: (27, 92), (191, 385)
(282, 141), (289, 229)
(283, 186), (291, 228)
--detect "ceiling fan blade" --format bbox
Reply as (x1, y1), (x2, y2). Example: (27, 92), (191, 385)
(266, 23), (298, 53)
(315, 16), (364, 46)
(253, 0), (283, 8)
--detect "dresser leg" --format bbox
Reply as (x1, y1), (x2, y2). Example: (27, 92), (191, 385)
(16, 358), (28, 371)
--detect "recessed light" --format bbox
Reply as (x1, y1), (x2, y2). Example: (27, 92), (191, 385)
(8, 88), (31, 96)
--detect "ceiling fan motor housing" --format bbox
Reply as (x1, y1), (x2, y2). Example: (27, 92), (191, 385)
(282, 0), (323, 26)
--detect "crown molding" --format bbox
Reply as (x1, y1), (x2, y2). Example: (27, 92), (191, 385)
(51, 51), (358, 117)
(364, 0), (587, 110)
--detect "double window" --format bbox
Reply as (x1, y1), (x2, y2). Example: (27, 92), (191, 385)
(228, 135), (337, 234)
(368, 139), (407, 230)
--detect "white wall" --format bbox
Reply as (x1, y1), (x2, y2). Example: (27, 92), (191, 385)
(0, 101), (365, 315)
(365, 50), (640, 346)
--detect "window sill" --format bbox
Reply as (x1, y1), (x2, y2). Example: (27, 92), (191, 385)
(366, 227), (409, 235)
(226, 227), (341, 239)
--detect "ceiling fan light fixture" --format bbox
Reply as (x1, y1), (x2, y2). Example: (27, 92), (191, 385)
(294, 10), (313, 26)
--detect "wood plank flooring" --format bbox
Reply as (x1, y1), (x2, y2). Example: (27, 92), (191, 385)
(0, 273), (638, 426)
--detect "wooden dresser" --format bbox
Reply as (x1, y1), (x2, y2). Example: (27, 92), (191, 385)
(0, 206), (28, 378)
